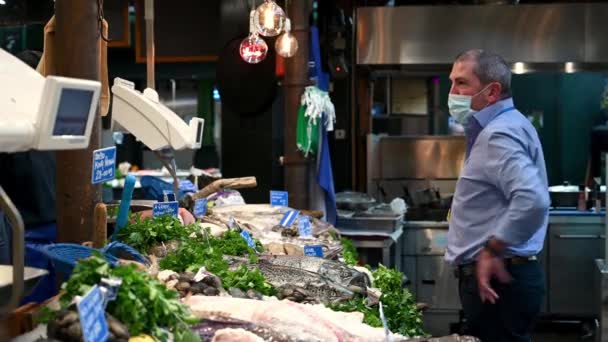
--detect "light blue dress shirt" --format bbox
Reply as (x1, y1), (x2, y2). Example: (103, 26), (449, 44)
(445, 98), (550, 265)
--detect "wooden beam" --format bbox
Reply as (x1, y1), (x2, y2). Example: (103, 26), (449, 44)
(54, 0), (101, 244)
(283, 0), (312, 210)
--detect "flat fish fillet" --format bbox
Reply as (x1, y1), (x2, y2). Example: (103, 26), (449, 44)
(185, 296), (402, 342)
(211, 328), (265, 342)
(192, 315), (294, 342)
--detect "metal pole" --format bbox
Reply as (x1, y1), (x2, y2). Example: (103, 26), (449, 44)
(350, 7), (357, 191)
(283, 0), (312, 210)
(55, 0), (101, 244)
(0, 186), (24, 312)
(605, 152), (607, 261)
(144, 0), (155, 89)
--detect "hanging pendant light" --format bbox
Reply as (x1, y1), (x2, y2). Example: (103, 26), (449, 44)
(254, 0), (285, 37)
(275, 18), (298, 58)
(240, 10), (268, 64)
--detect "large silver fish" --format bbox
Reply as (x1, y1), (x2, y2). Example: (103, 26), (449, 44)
(226, 256), (355, 304)
(257, 255), (370, 291)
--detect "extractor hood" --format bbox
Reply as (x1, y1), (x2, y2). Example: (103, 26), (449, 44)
(357, 4), (608, 69)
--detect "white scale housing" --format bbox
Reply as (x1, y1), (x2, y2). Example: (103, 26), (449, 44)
(0, 48), (101, 153)
(111, 77), (204, 151)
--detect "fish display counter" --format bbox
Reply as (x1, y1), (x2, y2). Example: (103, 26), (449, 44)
(8, 196), (482, 342)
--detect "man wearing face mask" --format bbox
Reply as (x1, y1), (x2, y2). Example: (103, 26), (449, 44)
(445, 49), (549, 342)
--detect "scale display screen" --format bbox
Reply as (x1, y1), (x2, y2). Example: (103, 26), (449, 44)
(52, 88), (94, 136)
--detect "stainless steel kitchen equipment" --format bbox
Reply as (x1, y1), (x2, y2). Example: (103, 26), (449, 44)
(549, 183), (606, 209)
(338, 227), (404, 271)
(549, 183), (585, 208)
(334, 190), (405, 268)
(365, 134), (464, 336)
(595, 259), (608, 342)
(367, 135), (465, 187)
(548, 213), (604, 316)
(367, 134), (464, 207)
(336, 214), (403, 235)
(357, 4), (608, 69)
(336, 191), (377, 212)
(594, 154), (608, 342)
(402, 221), (460, 336)
(401, 212), (603, 337)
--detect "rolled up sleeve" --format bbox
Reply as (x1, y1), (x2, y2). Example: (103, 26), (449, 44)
(485, 131), (550, 246)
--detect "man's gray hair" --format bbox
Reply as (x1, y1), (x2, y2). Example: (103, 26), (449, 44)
(455, 49), (512, 98)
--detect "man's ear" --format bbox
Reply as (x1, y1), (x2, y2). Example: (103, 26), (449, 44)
(489, 82), (503, 101)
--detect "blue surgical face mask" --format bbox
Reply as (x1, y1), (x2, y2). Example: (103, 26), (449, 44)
(447, 84), (492, 125)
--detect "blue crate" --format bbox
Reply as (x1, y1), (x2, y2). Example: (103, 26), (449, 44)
(43, 244), (119, 277)
(140, 176), (196, 201)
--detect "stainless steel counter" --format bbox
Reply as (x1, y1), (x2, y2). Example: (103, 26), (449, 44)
(547, 213), (604, 317)
(401, 213), (605, 336)
(402, 221), (458, 336)
(595, 259), (608, 342)
(403, 221), (450, 228)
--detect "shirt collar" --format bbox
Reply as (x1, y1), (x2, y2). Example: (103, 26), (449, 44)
(472, 97), (514, 128)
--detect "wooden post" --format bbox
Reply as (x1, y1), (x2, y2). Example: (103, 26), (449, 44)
(283, 0), (312, 210)
(54, 0), (101, 243)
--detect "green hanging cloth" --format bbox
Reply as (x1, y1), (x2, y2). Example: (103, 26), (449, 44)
(296, 104), (319, 156)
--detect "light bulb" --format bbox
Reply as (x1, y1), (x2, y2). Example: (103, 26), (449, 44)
(275, 19), (298, 58)
(254, 0), (285, 37)
(240, 33), (268, 64)
(240, 10), (268, 64)
(264, 10), (274, 29)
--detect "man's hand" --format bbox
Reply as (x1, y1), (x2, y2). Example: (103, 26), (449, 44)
(476, 248), (512, 304)
(178, 208), (196, 225)
(135, 208), (196, 225)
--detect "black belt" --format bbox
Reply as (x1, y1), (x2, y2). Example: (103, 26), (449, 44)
(455, 255), (537, 278)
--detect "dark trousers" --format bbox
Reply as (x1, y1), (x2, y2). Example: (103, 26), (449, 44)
(458, 260), (545, 342)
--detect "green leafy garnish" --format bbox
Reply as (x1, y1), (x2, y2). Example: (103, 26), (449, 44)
(55, 253), (199, 342)
(341, 237), (359, 266)
(159, 229), (274, 296)
(222, 265), (276, 296)
(330, 264), (425, 337)
(117, 214), (199, 253)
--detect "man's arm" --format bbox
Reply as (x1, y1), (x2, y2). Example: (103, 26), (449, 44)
(475, 130), (549, 303)
(485, 130), (550, 247)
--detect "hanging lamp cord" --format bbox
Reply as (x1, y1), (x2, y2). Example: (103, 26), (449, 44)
(97, 0), (111, 42)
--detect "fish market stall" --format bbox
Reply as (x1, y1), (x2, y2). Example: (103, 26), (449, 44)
(2, 2), (476, 341)
(8, 208), (481, 342)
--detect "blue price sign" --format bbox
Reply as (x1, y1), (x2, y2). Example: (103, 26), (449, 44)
(270, 191), (288, 207)
(304, 245), (324, 257)
(240, 230), (256, 248)
(153, 201), (179, 218)
(91, 146), (116, 184)
(194, 199), (208, 217)
(279, 210), (300, 227)
(298, 215), (312, 238)
(77, 286), (109, 342)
